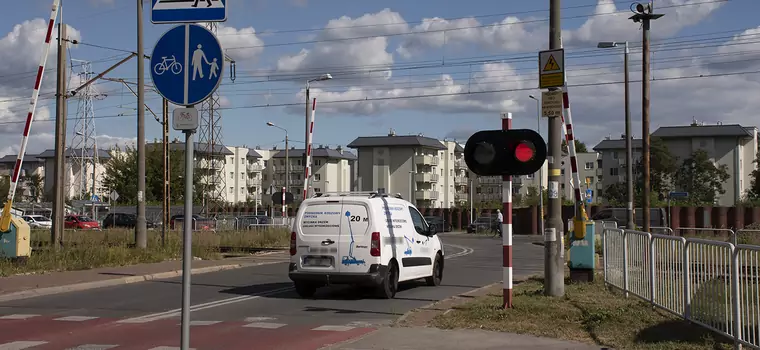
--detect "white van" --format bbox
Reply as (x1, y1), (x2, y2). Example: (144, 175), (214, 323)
(288, 191), (444, 299)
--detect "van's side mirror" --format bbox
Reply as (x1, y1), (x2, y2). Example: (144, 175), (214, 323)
(428, 224), (439, 236)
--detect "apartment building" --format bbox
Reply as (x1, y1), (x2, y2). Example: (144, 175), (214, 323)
(349, 131), (451, 208)
(439, 140), (469, 207)
(559, 152), (602, 203)
(593, 123), (758, 206)
(26, 149), (111, 201)
(0, 154), (47, 201)
(263, 145), (356, 203)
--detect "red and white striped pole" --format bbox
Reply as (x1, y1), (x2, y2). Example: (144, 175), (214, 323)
(501, 112), (513, 309)
(561, 86), (585, 207)
(303, 98), (316, 199)
(281, 187), (286, 219)
(6, 0), (60, 207)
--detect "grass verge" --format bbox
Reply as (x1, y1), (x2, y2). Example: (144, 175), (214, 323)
(430, 276), (733, 350)
(0, 228), (289, 277)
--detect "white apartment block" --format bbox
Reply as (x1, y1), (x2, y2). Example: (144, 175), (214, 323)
(31, 149), (110, 201)
(559, 152), (602, 203)
(261, 145), (356, 204)
(348, 131), (467, 208)
(0, 154), (47, 201)
(593, 123), (758, 206)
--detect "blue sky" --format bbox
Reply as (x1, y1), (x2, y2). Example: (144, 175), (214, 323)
(0, 0), (757, 156)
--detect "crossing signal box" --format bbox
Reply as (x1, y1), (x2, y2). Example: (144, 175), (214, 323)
(464, 129), (547, 176)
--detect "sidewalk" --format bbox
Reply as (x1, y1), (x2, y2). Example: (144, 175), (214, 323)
(323, 327), (606, 350)
(0, 251), (288, 302)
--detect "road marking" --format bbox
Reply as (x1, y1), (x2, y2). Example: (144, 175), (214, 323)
(0, 314), (38, 320)
(312, 325), (355, 331)
(444, 243), (474, 259)
(0, 341), (48, 350)
(244, 322), (287, 329)
(244, 316), (276, 322)
(120, 286), (294, 323)
(186, 320), (222, 326)
(54, 316), (99, 322)
(67, 345), (119, 350)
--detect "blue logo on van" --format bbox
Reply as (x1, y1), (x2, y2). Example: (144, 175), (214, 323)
(341, 210), (366, 266)
(403, 236), (413, 256)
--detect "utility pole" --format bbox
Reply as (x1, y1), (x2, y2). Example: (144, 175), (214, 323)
(630, 2), (663, 233)
(544, 0), (565, 297)
(52, 22), (67, 249)
(135, 0), (147, 248)
(624, 42), (634, 230)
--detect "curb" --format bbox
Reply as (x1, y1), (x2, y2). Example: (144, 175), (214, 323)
(0, 261), (277, 303)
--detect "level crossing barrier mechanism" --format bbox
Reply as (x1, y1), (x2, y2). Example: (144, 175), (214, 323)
(601, 225), (760, 349)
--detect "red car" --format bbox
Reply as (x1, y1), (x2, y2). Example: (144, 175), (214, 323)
(64, 215), (101, 230)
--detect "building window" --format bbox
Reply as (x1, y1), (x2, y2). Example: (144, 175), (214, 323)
(314, 188), (321, 193)
(229, 172), (234, 179)
(263, 174), (268, 181)
(612, 152), (619, 159)
(240, 172), (244, 178)
(525, 174), (533, 179)
(229, 187), (233, 193)
(240, 187), (245, 193)
(610, 168), (619, 176)
(585, 176), (594, 184)
(585, 162), (594, 170)
(314, 174), (321, 181)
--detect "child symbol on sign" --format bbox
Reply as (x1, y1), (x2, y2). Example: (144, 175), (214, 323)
(209, 58), (219, 80)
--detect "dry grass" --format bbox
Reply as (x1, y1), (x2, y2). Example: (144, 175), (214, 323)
(0, 227), (289, 277)
(431, 276), (734, 350)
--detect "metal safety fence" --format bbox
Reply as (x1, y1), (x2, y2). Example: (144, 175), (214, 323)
(602, 227), (760, 349)
(171, 216), (294, 232)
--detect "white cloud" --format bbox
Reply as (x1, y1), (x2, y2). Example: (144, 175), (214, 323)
(275, 9), (410, 82)
(96, 135), (137, 150)
(217, 24), (265, 62)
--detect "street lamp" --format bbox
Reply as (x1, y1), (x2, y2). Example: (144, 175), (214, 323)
(598, 41), (634, 229)
(528, 94), (544, 234)
(304, 74), (333, 198)
(266, 122), (289, 216)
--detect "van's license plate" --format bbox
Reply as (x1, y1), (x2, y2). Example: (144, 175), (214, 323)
(304, 256), (332, 267)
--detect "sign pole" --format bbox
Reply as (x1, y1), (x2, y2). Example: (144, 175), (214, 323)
(181, 126), (194, 350)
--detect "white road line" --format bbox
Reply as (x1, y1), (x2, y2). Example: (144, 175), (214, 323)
(444, 243), (474, 259)
(0, 341), (48, 350)
(243, 322), (287, 329)
(54, 316), (99, 322)
(67, 345), (119, 350)
(311, 325), (355, 332)
(119, 286), (294, 323)
(244, 316), (276, 322)
(185, 320), (222, 326)
(0, 314), (39, 320)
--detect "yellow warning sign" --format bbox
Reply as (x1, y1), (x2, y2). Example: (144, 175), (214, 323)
(543, 55), (560, 71)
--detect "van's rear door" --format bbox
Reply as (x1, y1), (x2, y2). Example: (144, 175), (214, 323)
(338, 200), (372, 274)
(296, 200), (343, 273)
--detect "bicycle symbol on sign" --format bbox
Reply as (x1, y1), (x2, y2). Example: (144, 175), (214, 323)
(178, 111), (192, 120)
(154, 55), (183, 75)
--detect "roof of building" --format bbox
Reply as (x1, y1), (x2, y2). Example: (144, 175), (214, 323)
(246, 150), (262, 158)
(147, 142), (235, 156)
(0, 154), (44, 163)
(455, 144), (464, 152)
(593, 138), (643, 151)
(651, 124), (755, 138)
(36, 149), (113, 159)
(347, 135), (447, 150)
(271, 147), (356, 160)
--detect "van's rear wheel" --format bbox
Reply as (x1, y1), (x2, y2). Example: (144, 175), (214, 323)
(294, 281), (317, 298)
(426, 254), (443, 286)
(378, 261), (398, 299)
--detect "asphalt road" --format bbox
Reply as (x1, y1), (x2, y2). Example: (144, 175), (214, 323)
(0, 233), (544, 349)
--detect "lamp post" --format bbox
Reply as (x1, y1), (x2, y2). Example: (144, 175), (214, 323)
(528, 95), (544, 235)
(598, 41), (634, 229)
(267, 122), (289, 217)
(304, 74), (332, 198)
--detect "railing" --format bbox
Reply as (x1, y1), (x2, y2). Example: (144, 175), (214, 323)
(602, 227), (760, 349)
(247, 163), (264, 172)
(172, 216), (293, 231)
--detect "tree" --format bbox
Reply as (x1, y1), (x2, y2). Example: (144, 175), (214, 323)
(674, 149), (730, 205)
(25, 173), (44, 202)
(745, 151), (760, 200)
(103, 142), (201, 205)
(602, 182), (627, 206)
(635, 137), (678, 200)
(561, 139), (588, 154)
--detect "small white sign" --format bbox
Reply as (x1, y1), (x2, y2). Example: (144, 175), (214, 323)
(173, 107), (199, 131)
(548, 181), (559, 199)
(544, 228), (556, 242)
(109, 190), (119, 201)
(541, 90), (563, 118)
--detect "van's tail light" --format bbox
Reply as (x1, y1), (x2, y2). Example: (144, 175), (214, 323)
(370, 232), (381, 257)
(290, 232), (297, 256)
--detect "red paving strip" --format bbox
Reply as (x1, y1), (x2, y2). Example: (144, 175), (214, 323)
(0, 316), (376, 350)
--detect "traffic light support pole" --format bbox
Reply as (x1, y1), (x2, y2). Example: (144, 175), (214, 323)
(501, 112), (513, 309)
(544, 0), (565, 297)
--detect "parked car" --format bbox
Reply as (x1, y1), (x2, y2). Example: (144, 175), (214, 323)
(169, 214), (213, 230)
(102, 213), (159, 229)
(424, 216), (451, 232)
(467, 216), (500, 233)
(238, 215), (271, 230)
(22, 215), (52, 229)
(64, 214), (101, 230)
(591, 207), (667, 229)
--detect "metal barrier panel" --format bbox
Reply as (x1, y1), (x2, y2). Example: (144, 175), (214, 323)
(624, 230), (652, 300)
(603, 228), (626, 292)
(685, 238), (736, 338)
(650, 226), (674, 235)
(676, 227), (736, 245)
(736, 244), (760, 348)
(651, 233), (687, 315)
(214, 216), (238, 231)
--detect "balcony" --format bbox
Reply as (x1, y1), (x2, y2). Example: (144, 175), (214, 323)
(597, 168), (603, 176)
(247, 163), (264, 172)
(289, 179), (303, 186)
(454, 176), (467, 185)
(246, 177), (262, 187)
(454, 159), (466, 169)
(455, 192), (468, 201)
(275, 165), (306, 173)
(414, 173), (439, 183)
(415, 190), (439, 200)
(414, 155), (439, 166)
(194, 159), (224, 170)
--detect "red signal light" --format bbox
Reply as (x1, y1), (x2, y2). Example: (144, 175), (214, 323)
(514, 142), (535, 162)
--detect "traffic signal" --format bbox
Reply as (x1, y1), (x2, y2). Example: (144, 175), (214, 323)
(464, 129), (547, 176)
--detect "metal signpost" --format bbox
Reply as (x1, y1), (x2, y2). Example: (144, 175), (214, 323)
(150, 4), (225, 348)
(541, 90), (563, 117)
(538, 48), (565, 90)
(151, 0), (227, 24)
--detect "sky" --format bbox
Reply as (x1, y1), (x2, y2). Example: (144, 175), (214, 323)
(0, 0), (758, 157)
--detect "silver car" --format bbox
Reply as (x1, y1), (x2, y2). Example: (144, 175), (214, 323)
(22, 215), (52, 229)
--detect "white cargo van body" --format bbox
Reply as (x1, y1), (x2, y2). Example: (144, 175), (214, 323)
(289, 192), (445, 299)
